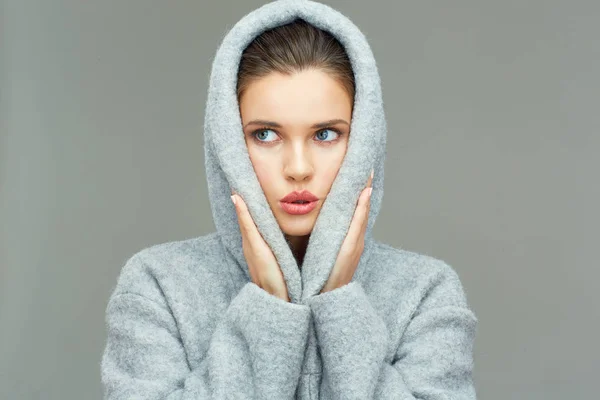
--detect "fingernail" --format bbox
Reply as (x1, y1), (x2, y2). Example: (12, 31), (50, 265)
(230, 195), (236, 205)
(370, 169), (374, 180)
(368, 187), (373, 197)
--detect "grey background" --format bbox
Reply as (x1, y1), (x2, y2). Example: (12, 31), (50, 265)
(1, 0), (598, 399)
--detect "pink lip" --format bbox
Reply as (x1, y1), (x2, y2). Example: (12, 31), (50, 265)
(279, 190), (319, 215)
(281, 190), (319, 203)
(280, 200), (318, 215)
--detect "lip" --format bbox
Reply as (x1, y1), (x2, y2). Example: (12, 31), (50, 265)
(280, 200), (318, 215)
(280, 190), (319, 203)
(280, 190), (319, 215)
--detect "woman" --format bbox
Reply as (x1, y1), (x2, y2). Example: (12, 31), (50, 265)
(101, 1), (478, 399)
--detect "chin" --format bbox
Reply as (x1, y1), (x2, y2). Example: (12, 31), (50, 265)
(277, 215), (316, 237)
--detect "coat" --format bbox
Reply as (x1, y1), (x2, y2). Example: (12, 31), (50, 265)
(100, 1), (478, 398)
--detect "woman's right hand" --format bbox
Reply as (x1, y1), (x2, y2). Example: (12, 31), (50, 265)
(231, 192), (290, 302)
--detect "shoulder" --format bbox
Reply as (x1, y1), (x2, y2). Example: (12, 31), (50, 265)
(107, 232), (224, 303)
(371, 239), (458, 279)
(370, 239), (475, 312)
(135, 231), (223, 271)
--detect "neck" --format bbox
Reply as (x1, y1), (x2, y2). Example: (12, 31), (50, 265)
(285, 234), (310, 268)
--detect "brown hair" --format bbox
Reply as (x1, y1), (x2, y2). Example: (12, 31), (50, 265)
(237, 18), (355, 103)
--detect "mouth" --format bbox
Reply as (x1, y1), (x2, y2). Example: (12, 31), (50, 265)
(279, 190), (319, 215)
(279, 200), (318, 215)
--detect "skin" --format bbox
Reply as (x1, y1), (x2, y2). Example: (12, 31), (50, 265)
(232, 68), (373, 301)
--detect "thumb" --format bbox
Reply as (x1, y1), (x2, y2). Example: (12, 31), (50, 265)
(232, 193), (258, 239)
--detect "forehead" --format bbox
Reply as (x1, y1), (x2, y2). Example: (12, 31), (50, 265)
(239, 69), (352, 125)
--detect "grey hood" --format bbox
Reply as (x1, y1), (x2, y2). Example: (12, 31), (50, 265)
(203, 0), (387, 304)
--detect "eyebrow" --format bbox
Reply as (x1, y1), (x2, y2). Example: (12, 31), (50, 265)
(243, 118), (350, 130)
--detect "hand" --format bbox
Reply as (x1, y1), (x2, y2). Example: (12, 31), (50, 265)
(321, 169), (374, 294)
(231, 191), (290, 302)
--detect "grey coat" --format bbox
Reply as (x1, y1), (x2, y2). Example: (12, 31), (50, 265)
(100, 0), (478, 398)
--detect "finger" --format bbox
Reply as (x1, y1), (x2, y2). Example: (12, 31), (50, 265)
(366, 168), (373, 189)
(364, 187), (372, 232)
(363, 183), (372, 231)
(233, 194), (261, 240)
(232, 194), (260, 282)
(366, 169), (373, 215)
(231, 193), (248, 236)
(345, 187), (371, 246)
(367, 168), (373, 206)
(358, 182), (373, 234)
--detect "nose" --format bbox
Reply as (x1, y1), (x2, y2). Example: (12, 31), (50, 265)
(283, 141), (313, 182)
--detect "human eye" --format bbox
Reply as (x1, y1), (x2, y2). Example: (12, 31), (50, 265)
(314, 128), (342, 144)
(250, 128), (279, 144)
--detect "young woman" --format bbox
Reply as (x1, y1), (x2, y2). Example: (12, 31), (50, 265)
(101, 1), (478, 399)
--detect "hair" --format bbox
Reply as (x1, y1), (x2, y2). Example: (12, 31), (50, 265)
(237, 18), (355, 103)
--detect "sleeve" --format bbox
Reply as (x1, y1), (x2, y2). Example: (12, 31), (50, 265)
(307, 272), (478, 400)
(101, 276), (311, 399)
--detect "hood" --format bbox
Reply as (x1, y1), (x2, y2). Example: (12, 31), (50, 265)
(203, 0), (387, 304)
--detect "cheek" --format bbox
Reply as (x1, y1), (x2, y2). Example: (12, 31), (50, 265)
(248, 148), (279, 194)
(317, 146), (346, 185)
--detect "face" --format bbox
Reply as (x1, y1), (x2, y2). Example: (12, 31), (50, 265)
(239, 68), (352, 238)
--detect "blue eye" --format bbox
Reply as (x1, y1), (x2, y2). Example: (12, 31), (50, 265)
(250, 127), (343, 144)
(315, 129), (339, 142)
(253, 129), (278, 142)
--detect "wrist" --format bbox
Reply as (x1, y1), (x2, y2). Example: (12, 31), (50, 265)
(320, 282), (338, 294)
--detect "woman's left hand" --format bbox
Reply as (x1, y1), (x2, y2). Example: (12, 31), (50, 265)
(321, 169), (374, 293)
